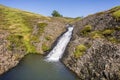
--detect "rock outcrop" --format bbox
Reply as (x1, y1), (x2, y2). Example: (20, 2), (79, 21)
(62, 6), (120, 80)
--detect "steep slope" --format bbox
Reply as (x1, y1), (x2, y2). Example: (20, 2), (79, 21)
(0, 5), (69, 74)
(63, 6), (120, 80)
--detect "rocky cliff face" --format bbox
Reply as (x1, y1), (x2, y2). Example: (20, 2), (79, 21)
(0, 5), (69, 75)
(62, 6), (120, 80)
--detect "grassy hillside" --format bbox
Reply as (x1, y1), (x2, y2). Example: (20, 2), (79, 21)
(0, 5), (73, 55)
(0, 5), (50, 53)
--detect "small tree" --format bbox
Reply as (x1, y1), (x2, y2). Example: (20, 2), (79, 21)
(51, 10), (63, 17)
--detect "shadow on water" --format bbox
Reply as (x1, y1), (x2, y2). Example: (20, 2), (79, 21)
(0, 54), (78, 80)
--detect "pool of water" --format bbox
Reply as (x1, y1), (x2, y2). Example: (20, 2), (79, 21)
(0, 54), (78, 80)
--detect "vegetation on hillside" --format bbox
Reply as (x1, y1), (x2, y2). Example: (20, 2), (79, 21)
(80, 22), (120, 43)
(74, 44), (87, 58)
(0, 5), (79, 54)
(113, 10), (120, 20)
(0, 5), (49, 54)
(51, 10), (63, 17)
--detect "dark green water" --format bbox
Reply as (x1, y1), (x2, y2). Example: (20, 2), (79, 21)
(0, 54), (78, 80)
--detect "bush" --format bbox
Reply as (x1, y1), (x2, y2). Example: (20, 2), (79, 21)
(90, 31), (103, 39)
(102, 29), (114, 35)
(74, 44), (87, 58)
(81, 25), (92, 36)
(51, 10), (63, 17)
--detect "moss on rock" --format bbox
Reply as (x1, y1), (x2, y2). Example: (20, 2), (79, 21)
(81, 25), (92, 36)
(74, 44), (87, 58)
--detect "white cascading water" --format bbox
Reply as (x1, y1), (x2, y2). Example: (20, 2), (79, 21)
(46, 26), (73, 62)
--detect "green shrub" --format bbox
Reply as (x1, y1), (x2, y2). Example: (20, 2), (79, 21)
(81, 25), (92, 36)
(102, 29), (114, 35)
(107, 37), (120, 43)
(90, 31), (103, 39)
(108, 37), (118, 43)
(74, 44), (87, 58)
(37, 22), (48, 28)
(113, 10), (120, 20)
(45, 36), (52, 41)
(51, 10), (63, 17)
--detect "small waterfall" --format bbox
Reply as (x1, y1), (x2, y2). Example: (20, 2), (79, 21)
(46, 26), (73, 62)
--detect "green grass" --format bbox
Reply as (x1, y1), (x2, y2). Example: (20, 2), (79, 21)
(0, 5), (49, 54)
(74, 44), (87, 58)
(37, 22), (48, 34)
(108, 37), (118, 43)
(7, 34), (26, 51)
(102, 29), (115, 36)
(113, 10), (120, 20)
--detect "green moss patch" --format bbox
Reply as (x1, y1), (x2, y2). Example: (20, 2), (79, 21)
(89, 31), (103, 39)
(108, 37), (119, 43)
(37, 22), (48, 27)
(81, 25), (92, 36)
(74, 44), (87, 58)
(102, 29), (115, 36)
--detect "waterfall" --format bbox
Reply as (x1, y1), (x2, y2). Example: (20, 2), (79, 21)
(46, 26), (73, 62)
